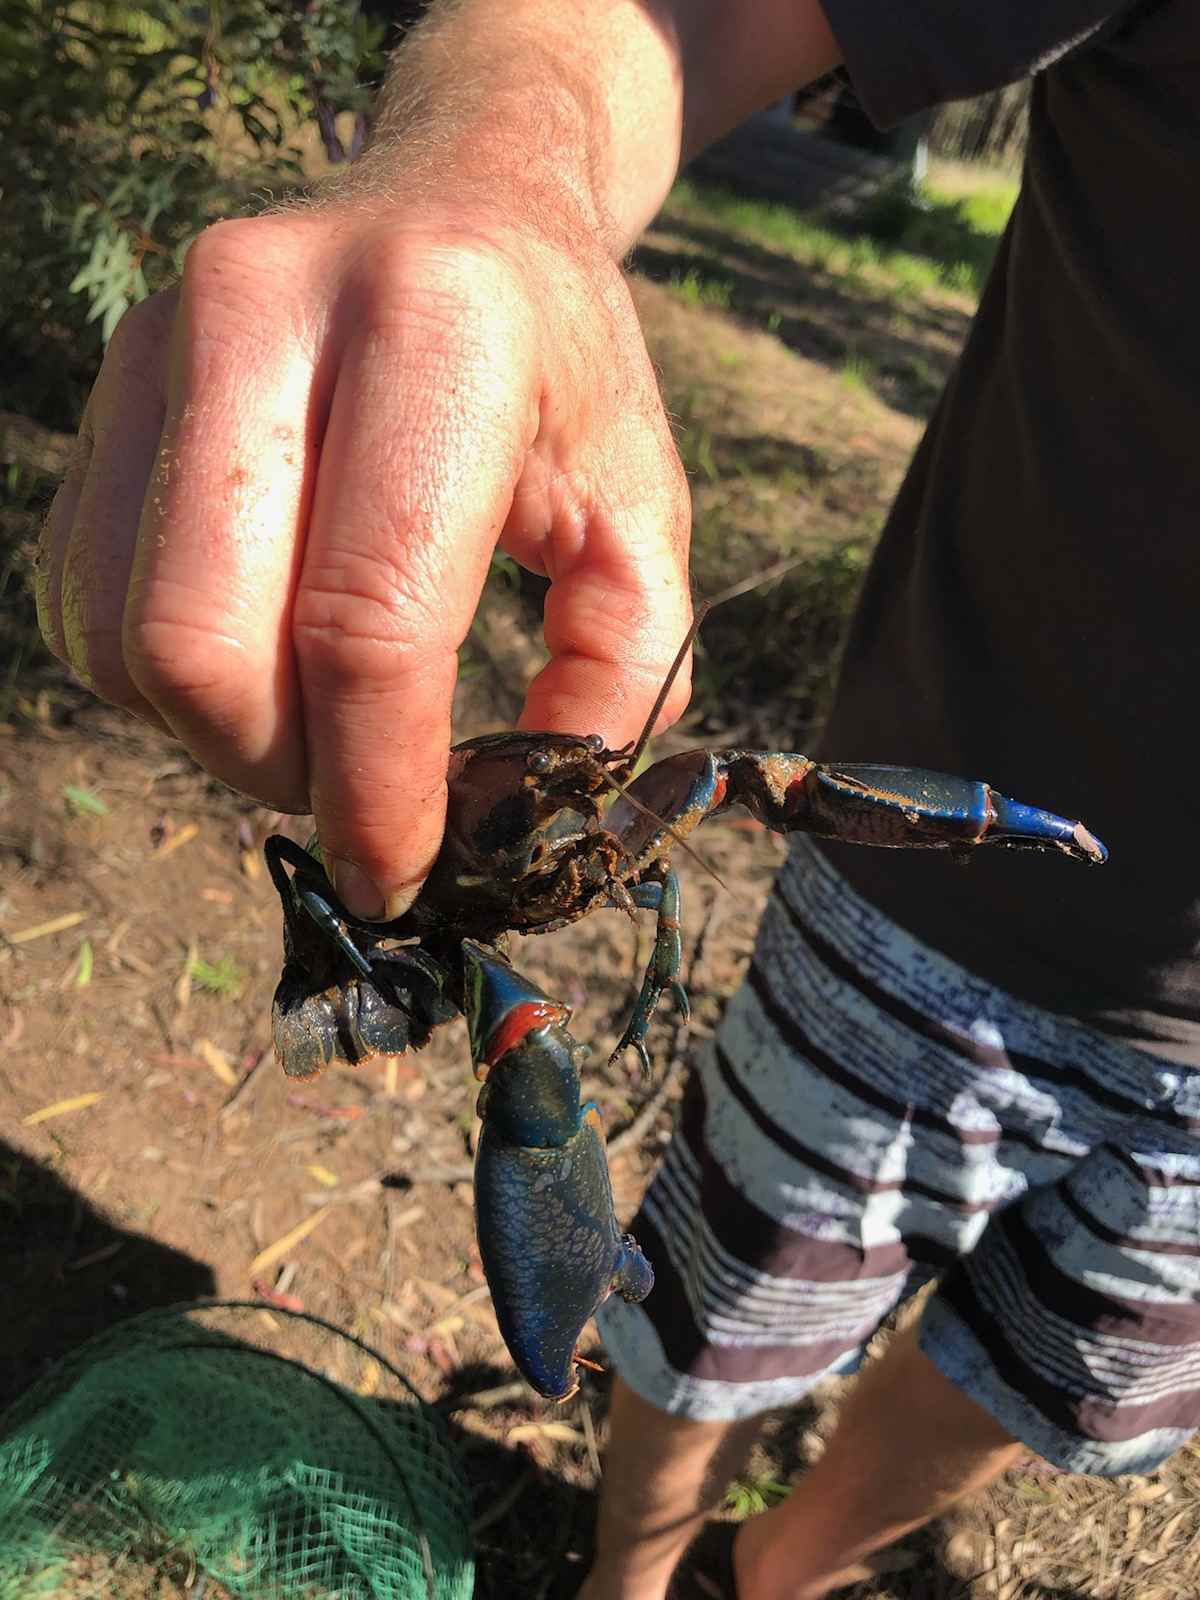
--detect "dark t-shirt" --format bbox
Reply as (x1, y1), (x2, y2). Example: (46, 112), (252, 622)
(813, 1), (1200, 1060)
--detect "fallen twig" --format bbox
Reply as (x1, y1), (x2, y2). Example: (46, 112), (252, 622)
(440, 1379), (527, 1412)
(219, 1046), (270, 1119)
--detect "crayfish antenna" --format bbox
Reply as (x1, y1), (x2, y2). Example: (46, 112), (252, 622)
(621, 559), (806, 777)
(622, 601), (710, 778)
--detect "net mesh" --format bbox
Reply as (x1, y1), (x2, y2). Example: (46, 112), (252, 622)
(0, 1301), (474, 1599)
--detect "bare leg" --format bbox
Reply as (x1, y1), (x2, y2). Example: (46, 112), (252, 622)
(582, 1320), (1026, 1600)
(735, 1319), (1024, 1600)
(579, 1376), (762, 1600)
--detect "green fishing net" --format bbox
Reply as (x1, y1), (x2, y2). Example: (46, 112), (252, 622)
(0, 1301), (475, 1599)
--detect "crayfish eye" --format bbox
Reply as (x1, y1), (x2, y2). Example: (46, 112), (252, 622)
(585, 733), (605, 753)
(526, 749), (553, 775)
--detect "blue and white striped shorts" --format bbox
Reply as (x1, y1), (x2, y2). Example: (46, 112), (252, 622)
(598, 837), (1200, 1475)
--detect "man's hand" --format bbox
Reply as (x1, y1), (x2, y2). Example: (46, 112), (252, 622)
(35, 203), (692, 918)
(34, 0), (840, 918)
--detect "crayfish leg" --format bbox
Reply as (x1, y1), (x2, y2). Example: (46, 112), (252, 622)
(610, 869), (687, 1068)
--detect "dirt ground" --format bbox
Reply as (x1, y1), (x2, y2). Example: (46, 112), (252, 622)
(3, 193), (1198, 1600)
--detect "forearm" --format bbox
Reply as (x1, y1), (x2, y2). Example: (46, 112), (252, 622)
(361, 0), (841, 255)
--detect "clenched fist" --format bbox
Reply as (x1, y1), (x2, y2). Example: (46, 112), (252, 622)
(36, 200), (691, 918)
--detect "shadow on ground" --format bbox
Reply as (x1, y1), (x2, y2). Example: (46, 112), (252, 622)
(0, 1139), (216, 1409)
(633, 212), (971, 421)
(2, 1148), (1048, 1600)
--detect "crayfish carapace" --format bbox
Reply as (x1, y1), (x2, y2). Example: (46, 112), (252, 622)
(265, 640), (1107, 1399)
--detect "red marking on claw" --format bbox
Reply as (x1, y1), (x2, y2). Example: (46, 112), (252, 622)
(483, 1000), (568, 1065)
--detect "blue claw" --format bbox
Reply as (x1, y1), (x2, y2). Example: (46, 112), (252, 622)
(988, 794), (1108, 862)
(607, 753), (1108, 867)
(475, 1113), (654, 1399)
(463, 939), (653, 1399)
(801, 765), (1108, 862)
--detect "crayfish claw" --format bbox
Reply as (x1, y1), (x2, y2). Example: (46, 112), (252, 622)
(1072, 822), (1107, 863)
(611, 1033), (653, 1076)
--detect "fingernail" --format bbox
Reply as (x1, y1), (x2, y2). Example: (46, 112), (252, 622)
(331, 859), (386, 920)
(381, 884), (419, 920)
(331, 859), (418, 922)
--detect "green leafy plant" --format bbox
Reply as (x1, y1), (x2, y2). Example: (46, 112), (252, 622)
(669, 265), (734, 311)
(0, 0), (385, 425)
(185, 951), (245, 996)
(62, 783), (109, 817)
(723, 1473), (791, 1521)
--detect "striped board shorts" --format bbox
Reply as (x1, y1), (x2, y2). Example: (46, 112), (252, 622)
(598, 837), (1200, 1476)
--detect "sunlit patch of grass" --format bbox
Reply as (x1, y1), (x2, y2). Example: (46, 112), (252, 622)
(886, 254), (944, 296)
(666, 173), (1016, 301)
(935, 180), (1020, 235)
(668, 266), (734, 310)
(840, 353), (874, 394)
(724, 1473), (791, 1521)
(185, 952), (245, 997)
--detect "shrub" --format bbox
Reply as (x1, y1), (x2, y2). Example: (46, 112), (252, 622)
(0, 0), (384, 426)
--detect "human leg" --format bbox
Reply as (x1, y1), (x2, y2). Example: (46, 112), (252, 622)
(584, 840), (1025, 1597)
(732, 1317), (1023, 1600)
(579, 1377), (762, 1600)
(581, 1319), (1024, 1600)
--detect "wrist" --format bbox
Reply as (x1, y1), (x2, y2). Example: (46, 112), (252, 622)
(342, 1), (682, 258)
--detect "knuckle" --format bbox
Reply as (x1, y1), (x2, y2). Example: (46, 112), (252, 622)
(124, 612), (251, 715)
(294, 535), (450, 655)
(180, 218), (306, 347)
(105, 291), (176, 374)
(184, 215), (286, 277)
(344, 234), (525, 364)
(292, 573), (429, 689)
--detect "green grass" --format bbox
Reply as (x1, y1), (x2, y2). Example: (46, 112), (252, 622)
(930, 178), (1020, 234)
(839, 352), (875, 395)
(668, 265), (735, 310)
(667, 169), (1019, 302)
(62, 784), (109, 818)
(724, 1473), (791, 1520)
(185, 952), (245, 998)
